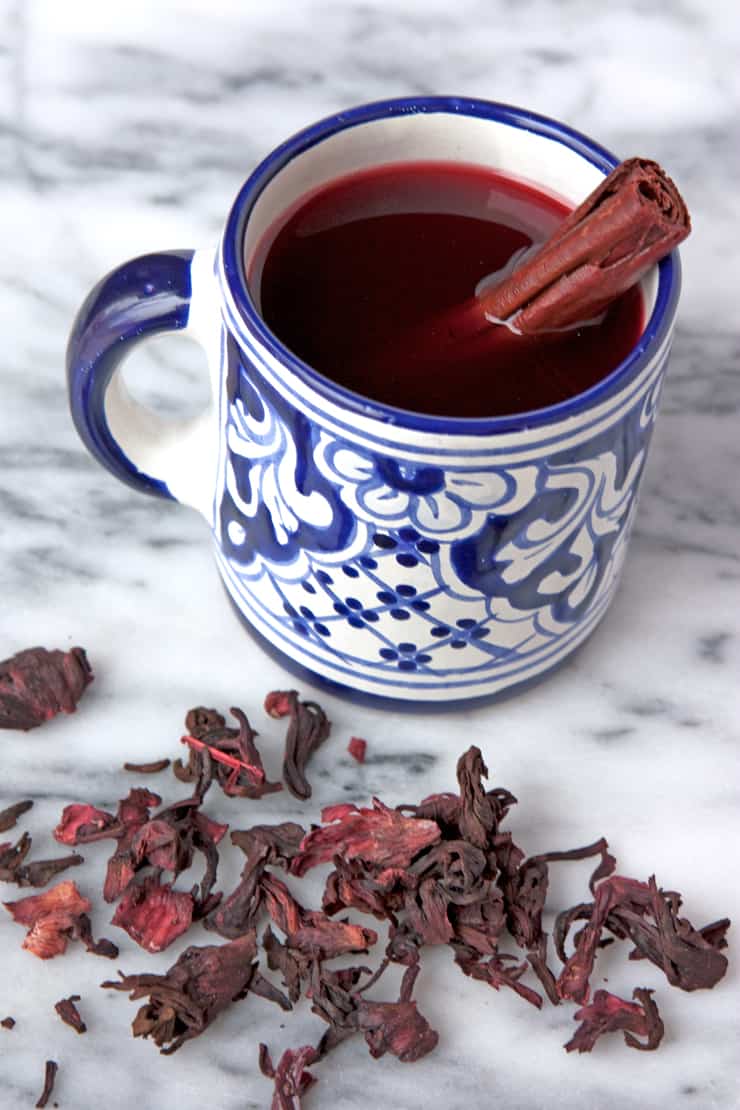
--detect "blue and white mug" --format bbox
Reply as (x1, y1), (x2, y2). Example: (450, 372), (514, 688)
(67, 97), (680, 707)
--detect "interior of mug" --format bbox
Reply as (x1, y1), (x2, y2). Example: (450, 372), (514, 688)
(243, 112), (659, 321)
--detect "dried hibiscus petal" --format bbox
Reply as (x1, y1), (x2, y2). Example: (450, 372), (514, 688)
(262, 874), (377, 959)
(35, 1060), (58, 1109)
(0, 800), (33, 832)
(205, 849), (267, 939)
(615, 876), (729, 992)
(557, 876), (652, 1002)
(117, 787), (161, 828)
(0, 646), (92, 731)
(102, 931), (261, 1054)
(54, 803), (117, 846)
(565, 987), (664, 1053)
(356, 963), (438, 1063)
(194, 811), (228, 846)
(131, 819), (191, 873)
(357, 997), (439, 1063)
(263, 926), (305, 1004)
(55, 995), (87, 1034)
(454, 947), (543, 1009)
(265, 689), (331, 801)
(456, 746), (497, 848)
(111, 876), (193, 953)
(4, 879), (115, 959)
(398, 878), (454, 948)
(259, 1043), (319, 1109)
(0, 839), (84, 888)
(0, 830), (31, 871)
(449, 889), (506, 957)
(348, 737), (367, 764)
(532, 837), (616, 895)
(291, 798), (440, 877)
(123, 758), (170, 774)
(322, 857), (404, 921)
(231, 821), (305, 868)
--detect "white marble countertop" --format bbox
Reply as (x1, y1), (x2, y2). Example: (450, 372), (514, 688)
(1, 2), (738, 1107)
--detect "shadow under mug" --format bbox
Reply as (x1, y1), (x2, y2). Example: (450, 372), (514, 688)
(66, 97), (681, 708)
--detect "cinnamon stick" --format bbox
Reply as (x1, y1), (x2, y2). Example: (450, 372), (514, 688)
(477, 158), (690, 335)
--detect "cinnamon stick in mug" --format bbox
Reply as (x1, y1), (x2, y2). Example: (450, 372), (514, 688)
(477, 158), (690, 334)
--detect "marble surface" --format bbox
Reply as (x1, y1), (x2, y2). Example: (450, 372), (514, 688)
(1, 1), (739, 1107)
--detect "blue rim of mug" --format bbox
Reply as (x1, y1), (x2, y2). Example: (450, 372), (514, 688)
(221, 95), (681, 436)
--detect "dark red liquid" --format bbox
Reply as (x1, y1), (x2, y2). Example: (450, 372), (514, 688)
(257, 162), (644, 418)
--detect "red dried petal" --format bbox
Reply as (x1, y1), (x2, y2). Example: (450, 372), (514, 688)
(646, 876), (729, 991)
(262, 875), (303, 935)
(565, 987), (664, 1053)
(259, 1043), (319, 1109)
(403, 878), (454, 947)
(54, 804), (117, 846)
(117, 788), (161, 828)
(262, 874), (377, 959)
(112, 879), (194, 953)
(54, 995), (87, 1034)
(131, 820), (181, 872)
(288, 914), (377, 959)
(451, 893), (506, 956)
(291, 798), (440, 877)
(3, 880), (91, 959)
(455, 949), (543, 1009)
(193, 812), (228, 846)
(25, 912), (78, 958)
(557, 876), (652, 1002)
(103, 845), (137, 904)
(348, 737), (367, 764)
(264, 690), (295, 719)
(0, 800), (33, 833)
(4, 879), (90, 926)
(356, 999), (439, 1063)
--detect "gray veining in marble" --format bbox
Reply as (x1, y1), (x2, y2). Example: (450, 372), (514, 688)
(1, 1), (739, 1107)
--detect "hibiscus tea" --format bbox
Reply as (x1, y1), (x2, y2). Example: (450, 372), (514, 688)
(257, 161), (645, 418)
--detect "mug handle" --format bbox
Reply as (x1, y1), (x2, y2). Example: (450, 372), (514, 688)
(66, 246), (222, 520)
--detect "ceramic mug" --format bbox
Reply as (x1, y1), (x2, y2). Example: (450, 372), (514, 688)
(67, 97), (680, 707)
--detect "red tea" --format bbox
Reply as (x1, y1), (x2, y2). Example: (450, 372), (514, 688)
(258, 161), (644, 418)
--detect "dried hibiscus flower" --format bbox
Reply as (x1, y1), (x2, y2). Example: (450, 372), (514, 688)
(259, 1043), (319, 1110)
(308, 957), (438, 1065)
(55, 780), (226, 949)
(265, 689), (331, 800)
(0, 646), (92, 730)
(175, 706), (282, 799)
(3, 879), (117, 959)
(565, 987), (664, 1053)
(102, 931), (272, 1054)
(556, 874), (729, 1002)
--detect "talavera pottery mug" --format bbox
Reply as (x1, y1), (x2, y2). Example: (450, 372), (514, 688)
(67, 97), (680, 707)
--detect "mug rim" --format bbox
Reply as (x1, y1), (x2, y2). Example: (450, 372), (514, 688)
(221, 95), (681, 436)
